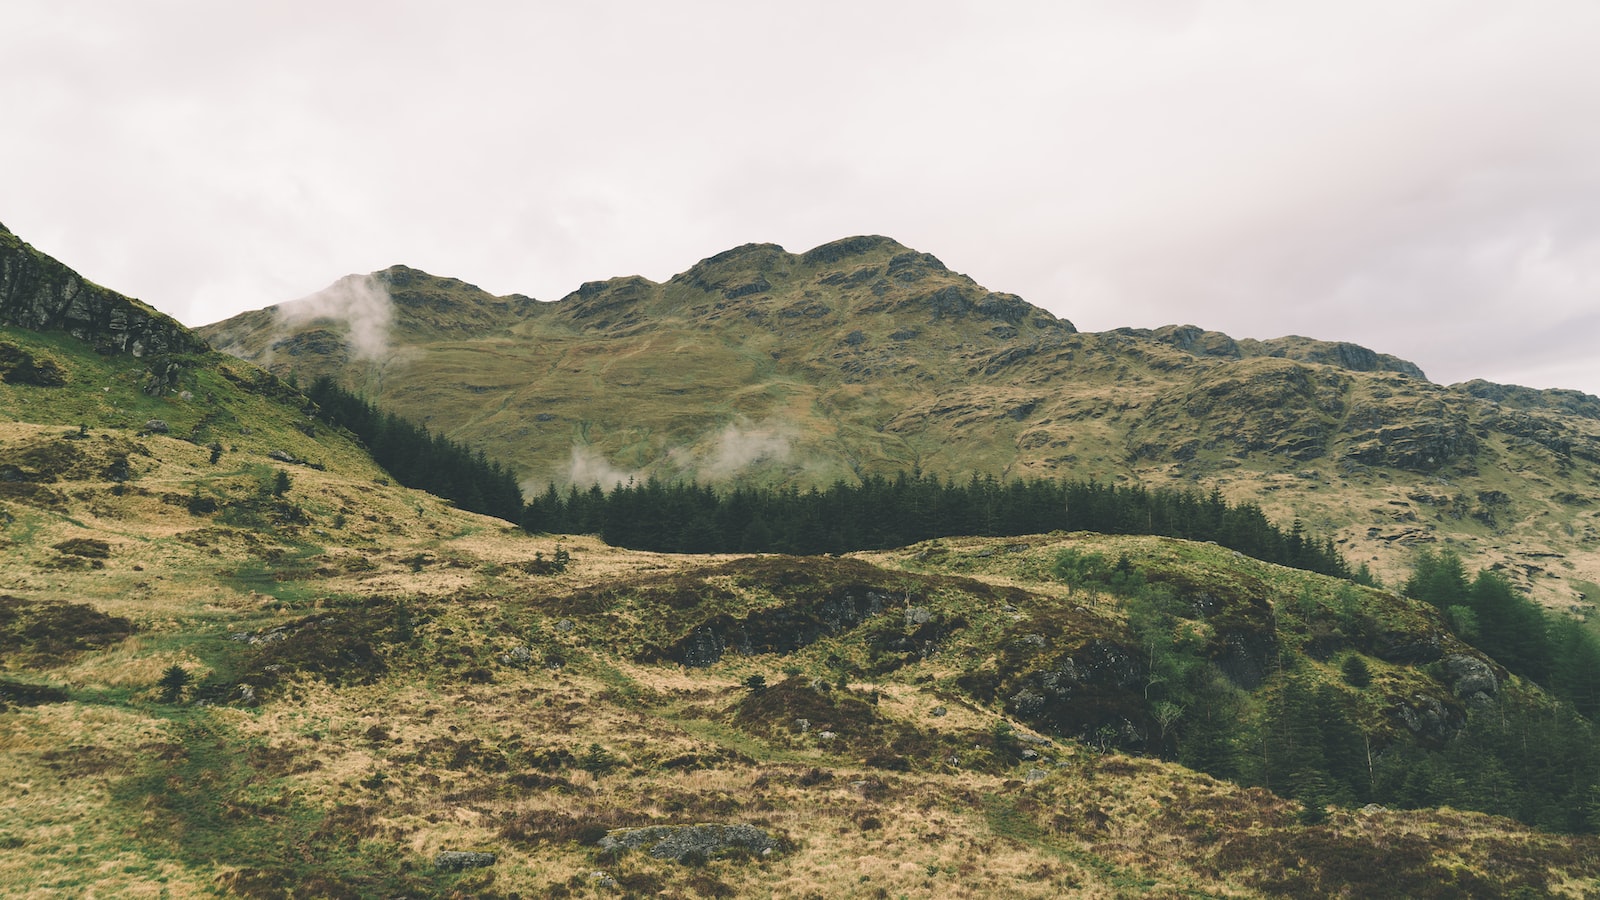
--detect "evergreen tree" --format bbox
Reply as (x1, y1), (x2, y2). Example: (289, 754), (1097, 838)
(1341, 654), (1372, 689)
(1403, 549), (1469, 609)
(1550, 618), (1600, 718)
(305, 377), (526, 521)
(158, 664), (193, 703)
(1468, 569), (1551, 682)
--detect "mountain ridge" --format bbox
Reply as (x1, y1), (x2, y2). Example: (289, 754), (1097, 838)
(197, 235), (1600, 608)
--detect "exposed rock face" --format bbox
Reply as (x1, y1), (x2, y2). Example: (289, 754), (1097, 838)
(1148, 324), (1241, 358)
(0, 223), (206, 357)
(677, 627), (727, 667)
(1002, 637), (1144, 742)
(1458, 379), (1600, 420)
(1125, 325), (1427, 379)
(1483, 406), (1600, 464)
(1344, 419), (1478, 473)
(433, 850), (496, 871)
(1373, 624), (1448, 664)
(665, 589), (889, 667)
(598, 824), (778, 863)
(1259, 337), (1427, 379)
(1129, 360), (1351, 463)
(1392, 692), (1464, 745)
(1441, 653), (1499, 705)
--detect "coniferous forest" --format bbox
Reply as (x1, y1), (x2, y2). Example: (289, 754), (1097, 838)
(305, 377), (524, 522)
(1067, 545), (1600, 833)
(309, 379), (1350, 579)
(521, 472), (1355, 578)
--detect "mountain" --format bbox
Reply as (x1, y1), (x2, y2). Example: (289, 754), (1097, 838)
(10, 222), (1600, 895)
(200, 236), (1600, 609)
(2, 220), (204, 358)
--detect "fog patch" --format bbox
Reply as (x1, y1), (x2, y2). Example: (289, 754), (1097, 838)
(565, 444), (638, 489)
(275, 273), (394, 361)
(701, 421), (794, 479)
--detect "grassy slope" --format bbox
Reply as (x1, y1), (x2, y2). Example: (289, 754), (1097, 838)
(5, 336), (1600, 896)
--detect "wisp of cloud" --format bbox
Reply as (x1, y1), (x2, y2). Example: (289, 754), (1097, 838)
(275, 273), (394, 361)
(702, 422), (794, 479)
(564, 444), (639, 489)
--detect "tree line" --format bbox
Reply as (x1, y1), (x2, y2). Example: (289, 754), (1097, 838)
(521, 471), (1355, 578)
(306, 382), (1351, 579)
(304, 377), (523, 522)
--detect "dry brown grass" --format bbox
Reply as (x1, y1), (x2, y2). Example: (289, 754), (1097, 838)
(4, 414), (1600, 897)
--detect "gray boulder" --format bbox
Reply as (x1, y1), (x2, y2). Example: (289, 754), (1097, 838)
(599, 824), (778, 863)
(1442, 653), (1498, 704)
(1394, 693), (1462, 743)
(433, 850), (496, 871)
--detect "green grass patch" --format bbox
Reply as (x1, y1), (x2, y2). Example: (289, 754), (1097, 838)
(981, 794), (1158, 892)
(108, 708), (442, 898)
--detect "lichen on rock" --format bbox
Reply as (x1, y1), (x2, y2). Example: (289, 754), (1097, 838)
(598, 824), (779, 863)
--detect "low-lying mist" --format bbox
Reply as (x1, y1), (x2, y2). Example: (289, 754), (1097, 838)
(527, 420), (799, 493)
(273, 273), (395, 361)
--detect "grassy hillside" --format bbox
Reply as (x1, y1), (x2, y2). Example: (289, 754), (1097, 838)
(4, 420), (1599, 894)
(5, 328), (1600, 894)
(198, 238), (1600, 610)
(5, 224), (1600, 896)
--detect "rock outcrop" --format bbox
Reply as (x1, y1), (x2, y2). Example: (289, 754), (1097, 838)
(598, 824), (779, 863)
(1127, 325), (1427, 379)
(0, 222), (205, 357)
(1442, 653), (1499, 705)
(432, 850), (497, 871)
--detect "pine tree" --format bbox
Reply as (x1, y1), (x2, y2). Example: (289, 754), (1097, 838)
(1341, 654), (1372, 689)
(158, 664), (193, 703)
(1403, 549), (1469, 609)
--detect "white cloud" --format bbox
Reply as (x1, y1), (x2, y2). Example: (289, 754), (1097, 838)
(702, 422), (795, 480)
(4, 1), (1600, 396)
(563, 445), (637, 490)
(275, 273), (394, 361)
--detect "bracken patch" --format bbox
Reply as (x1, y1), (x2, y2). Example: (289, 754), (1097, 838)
(0, 595), (135, 666)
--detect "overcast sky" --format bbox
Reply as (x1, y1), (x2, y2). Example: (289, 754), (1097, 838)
(5, 2), (1598, 396)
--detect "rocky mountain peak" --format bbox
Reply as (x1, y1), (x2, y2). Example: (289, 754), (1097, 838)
(798, 234), (907, 266)
(670, 243), (792, 299)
